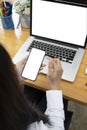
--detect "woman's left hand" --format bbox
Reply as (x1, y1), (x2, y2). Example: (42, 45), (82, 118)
(16, 55), (28, 76)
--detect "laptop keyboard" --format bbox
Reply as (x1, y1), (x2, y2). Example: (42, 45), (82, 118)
(27, 40), (77, 64)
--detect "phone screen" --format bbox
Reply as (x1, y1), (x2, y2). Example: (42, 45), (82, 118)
(22, 48), (45, 81)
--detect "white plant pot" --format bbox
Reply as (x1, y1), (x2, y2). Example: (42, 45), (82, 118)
(21, 15), (30, 28)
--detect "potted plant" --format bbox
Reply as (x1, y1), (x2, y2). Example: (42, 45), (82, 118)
(14, 0), (30, 28)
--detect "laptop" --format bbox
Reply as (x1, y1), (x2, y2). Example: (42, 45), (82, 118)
(13, 0), (87, 82)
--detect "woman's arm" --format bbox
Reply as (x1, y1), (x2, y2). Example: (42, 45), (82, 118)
(45, 90), (65, 130)
(45, 58), (64, 129)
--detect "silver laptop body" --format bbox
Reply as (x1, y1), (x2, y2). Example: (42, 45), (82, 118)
(13, 0), (87, 82)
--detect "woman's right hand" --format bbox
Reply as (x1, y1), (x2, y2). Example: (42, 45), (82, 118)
(47, 57), (63, 90)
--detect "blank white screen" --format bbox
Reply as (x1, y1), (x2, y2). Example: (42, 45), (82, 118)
(22, 48), (45, 81)
(32, 0), (87, 47)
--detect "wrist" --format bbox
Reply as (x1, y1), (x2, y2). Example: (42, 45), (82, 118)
(50, 83), (61, 90)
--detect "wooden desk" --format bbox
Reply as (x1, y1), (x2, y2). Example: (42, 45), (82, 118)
(0, 13), (87, 105)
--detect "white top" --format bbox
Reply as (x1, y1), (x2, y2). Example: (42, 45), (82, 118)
(27, 90), (65, 130)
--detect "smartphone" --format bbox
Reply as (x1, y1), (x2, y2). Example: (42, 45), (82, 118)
(22, 48), (45, 81)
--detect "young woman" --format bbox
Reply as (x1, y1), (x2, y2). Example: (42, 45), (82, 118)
(0, 43), (64, 130)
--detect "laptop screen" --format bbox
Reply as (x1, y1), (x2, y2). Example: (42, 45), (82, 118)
(31, 0), (87, 47)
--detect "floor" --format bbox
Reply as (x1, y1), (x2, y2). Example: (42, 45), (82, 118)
(68, 101), (87, 130)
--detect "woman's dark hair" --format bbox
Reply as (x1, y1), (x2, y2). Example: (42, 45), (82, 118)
(0, 44), (49, 130)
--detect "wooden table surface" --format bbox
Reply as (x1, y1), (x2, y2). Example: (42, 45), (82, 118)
(0, 11), (87, 105)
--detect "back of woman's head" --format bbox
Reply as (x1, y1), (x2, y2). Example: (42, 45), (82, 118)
(0, 44), (49, 130)
(0, 43), (25, 129)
